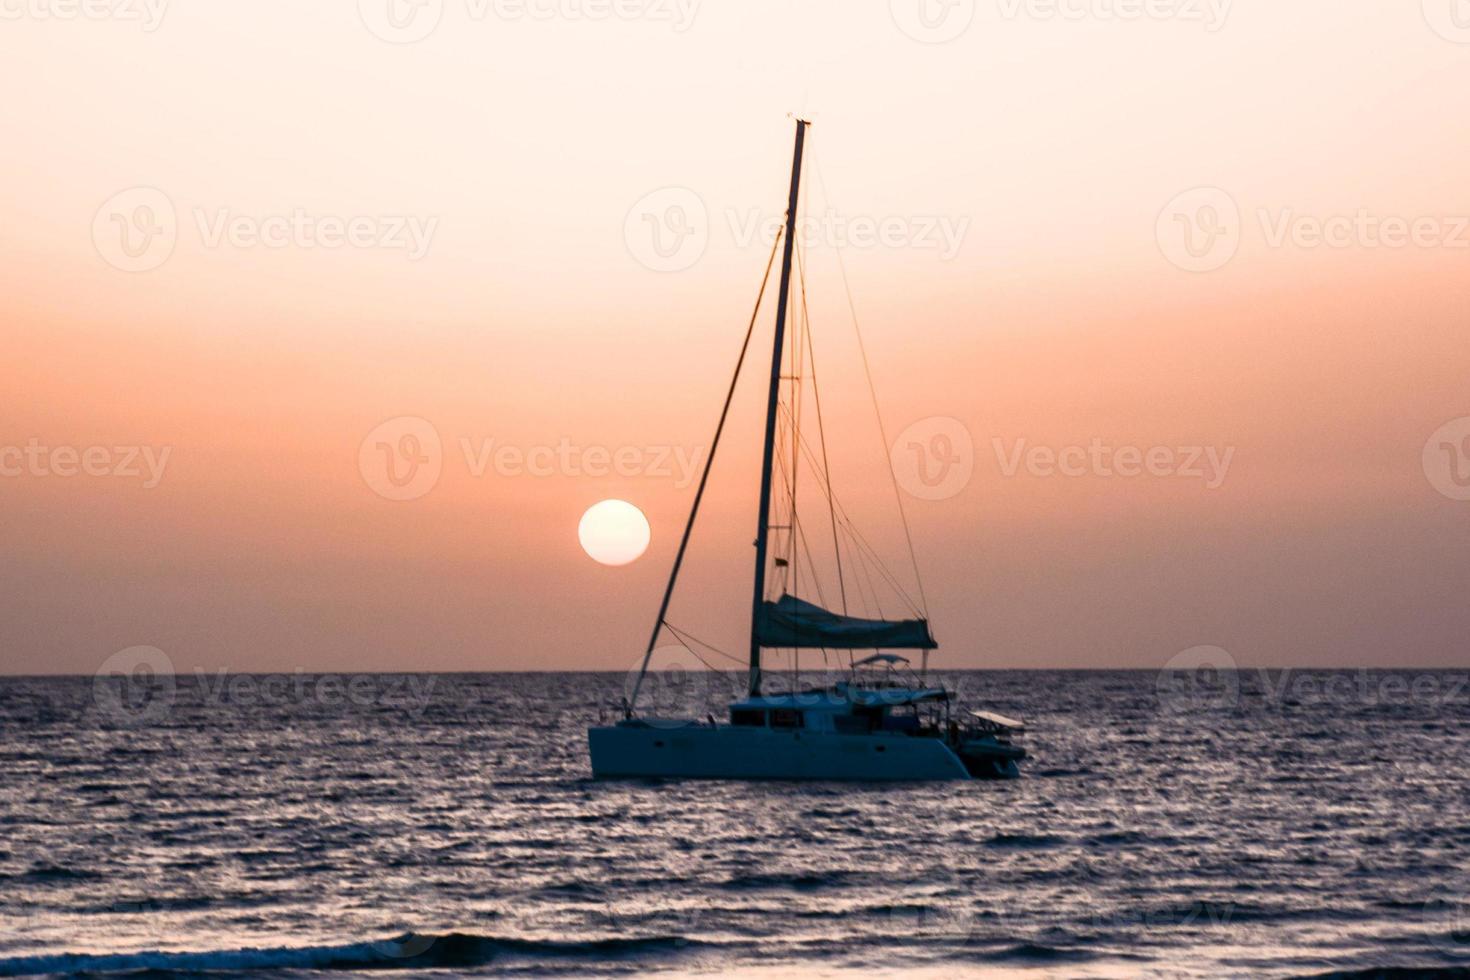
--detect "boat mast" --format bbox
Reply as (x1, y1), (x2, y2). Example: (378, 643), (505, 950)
(749, 117), (809, 698)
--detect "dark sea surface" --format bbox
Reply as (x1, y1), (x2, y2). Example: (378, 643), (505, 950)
(1, 669), (1468, 978)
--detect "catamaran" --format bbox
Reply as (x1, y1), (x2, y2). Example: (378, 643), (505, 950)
(588, 119), (1025, 781)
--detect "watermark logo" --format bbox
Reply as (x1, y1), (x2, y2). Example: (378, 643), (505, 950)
(891, 416), (974, 501)
(359, 416), (443, 501)
(1157, 645), (1240, 713)
(358, 0), (445, 42)
(1427, 891), (1470, 958)
(93, 645), (177, 725)
(93, 187), (177, 273)
(889, 0), (975, 43)
(625, 187), (708, 272)
(1156, 186), (1240, 273)
(1424, 417), (1470, 502)
(626, 643), (728, 728)
(0, 0), (168, 30)
(1423, 0), (1470, 43)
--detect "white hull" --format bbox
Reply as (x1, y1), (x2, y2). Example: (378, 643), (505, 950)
(588, 723), (974, 781)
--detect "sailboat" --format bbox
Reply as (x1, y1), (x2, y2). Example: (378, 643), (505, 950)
(588, 119), (1025, 781)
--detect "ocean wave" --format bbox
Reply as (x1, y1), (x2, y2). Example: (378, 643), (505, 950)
(981, 832), (1068, 849)
(0, 932), (714, 977)
(972, 941), (1099, 964)
(0, 864), (103, 885)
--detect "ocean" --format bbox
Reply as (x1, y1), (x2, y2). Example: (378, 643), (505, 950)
(1, 669), (1467, 978)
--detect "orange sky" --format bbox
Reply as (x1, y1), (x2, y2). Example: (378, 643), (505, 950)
(2, 0), (1469, 674)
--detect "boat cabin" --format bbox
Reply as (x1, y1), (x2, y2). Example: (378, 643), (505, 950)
(725, 685), (953, 736)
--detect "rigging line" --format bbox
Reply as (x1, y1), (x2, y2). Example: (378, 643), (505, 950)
(787, 165), (814, 693)
(845, 520), (886, 621)
(769, 441), (830, 610)
(837, 519), (874, 619)
(773, 433), (920, 626)
(662, 621), (746, 667)
(774, 402), (923, 617)
(796, 241), (847, 616)
(661, 629), (740, 684)
(785, 227), (807, 617)
(627, 232), (784, 715)
(774, 404), (918, 619)
(811, 149), (931, 621)
(793, 508), (830, 610)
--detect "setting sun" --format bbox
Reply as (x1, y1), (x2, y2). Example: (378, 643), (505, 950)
(577, 499), (651, 566)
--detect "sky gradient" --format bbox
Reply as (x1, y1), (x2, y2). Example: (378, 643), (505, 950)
(3, 0), (1469, 674)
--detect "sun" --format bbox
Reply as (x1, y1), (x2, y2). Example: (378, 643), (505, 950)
(577, 499), (651, 566)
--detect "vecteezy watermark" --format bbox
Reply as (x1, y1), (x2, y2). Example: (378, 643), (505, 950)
(727, 209), (970, 261)
(359, 416), (444, 502)
(1158, 650), (1470, 715)
(1422, 0), (1470, 43)
(624, 187), (708, 273)
(358, 416), (705, 501)
(1251, 669), (1470, 712)
(0, 0), (168, 30)
(1156, 186), (1241, 273)
(1257, 210), (1470, 252)
(92, 648), (447, 723)
(1157, 186), (1470, 272)
(93, 187), (177, 273)
(0, 440), (172, 488)
(994, 437), (1235, 489)
(1424, 417), (1470, 502)
(1426, 889), (1470, 959)
(357, 0), (698, 43)
(889, 0), (975, 43)
(1156, 645), (1240, 713)
(997, 0), (1231, 30)
(890, 419), (1235, 499)
(891, 416), (975, 501)
(461, 437), (703, 486)
(624, 188), (972, 272)
(622, 643), (735, 728)
(92, 187), (437, 272)
(191, 671), (441, 715)
(193, 209), (436, 259)
(93, 646), (177, 725)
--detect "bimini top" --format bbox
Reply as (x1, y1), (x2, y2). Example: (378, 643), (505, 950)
(969, 709), (1025, 731)
(755, 594), (937, 650)
(853, 653), (910, 667)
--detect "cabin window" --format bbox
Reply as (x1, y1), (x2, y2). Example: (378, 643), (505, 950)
(882, 705), (921, 732)
(832, 715), (868, 735)
(770, 709), (804, 729)
(730, 709), (765, 727)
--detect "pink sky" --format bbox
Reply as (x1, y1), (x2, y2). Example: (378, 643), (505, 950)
(2, 0), (1468, 674)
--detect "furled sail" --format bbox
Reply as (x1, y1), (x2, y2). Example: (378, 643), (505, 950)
(755, 594), (937, 650)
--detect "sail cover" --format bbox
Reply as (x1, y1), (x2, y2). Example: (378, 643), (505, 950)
(755, 594), (936, 650)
